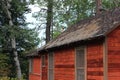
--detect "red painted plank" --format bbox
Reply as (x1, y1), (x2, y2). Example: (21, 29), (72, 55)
(107, 26), (120, 80)
(87, 42), (104, 80)
(54, 48), (75, 80)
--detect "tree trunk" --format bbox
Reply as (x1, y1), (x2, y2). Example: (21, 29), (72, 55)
(46, 0), (53, 43)
(2, 0), (22, 80)
(96, 0), (102, 15)
(11, 38), (22, 80)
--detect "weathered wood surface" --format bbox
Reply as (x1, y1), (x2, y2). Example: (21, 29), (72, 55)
(29, 58), (41, 80)
(87, 42), (104, 80)
(107, 26), (120, 80)
(54, 48), (75, 80)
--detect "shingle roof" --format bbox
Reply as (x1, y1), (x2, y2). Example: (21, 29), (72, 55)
(27, 8), (120, 57)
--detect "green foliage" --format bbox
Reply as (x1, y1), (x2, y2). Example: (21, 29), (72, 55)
(34, 0), (120, 41)
(0, 27), (40, 78)
(0, 0), (40, 79)
(0, 76), (25, 80)
(0, 54), (10, 77)
(102, 0), (120, 9)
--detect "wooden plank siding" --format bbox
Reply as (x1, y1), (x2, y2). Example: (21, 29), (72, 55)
(29, 58), (41, 80)
(87, 42), (104, 80)
(54, 48), (75, 80)
(29, 74), (41, 80)
(107, 26), (120, 80)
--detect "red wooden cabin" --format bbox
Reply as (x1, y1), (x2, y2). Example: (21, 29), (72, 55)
(27, 8), (120, 80)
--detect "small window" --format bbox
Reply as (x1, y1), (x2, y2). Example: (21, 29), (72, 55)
(42, 55), (46, 67)
(76, 47), (85, 80)
(48, 53), (54, 80)
(29, 59), (33, 73)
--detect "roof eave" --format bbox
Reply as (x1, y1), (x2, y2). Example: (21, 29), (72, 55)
(38, 34), (105, 53)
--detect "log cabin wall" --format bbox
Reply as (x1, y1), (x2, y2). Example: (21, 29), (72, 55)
(87, 42), (104, 80)
(107, 26), (120, 80)
(29, 58), (41, 80)
(54, 48), (75, 80)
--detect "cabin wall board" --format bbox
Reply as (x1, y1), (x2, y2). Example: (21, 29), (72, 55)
(54, 48), (75, 80)
(29, 58), (41, 80)
(87, 42), (104, 80)
(107, 26), (120, 80)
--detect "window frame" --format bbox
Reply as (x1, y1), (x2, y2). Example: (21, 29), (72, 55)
(75, 46), (87, 80)
(48, 52), (54, 80)
(42, 55), (46, 67)
(29, 58), (33, 73)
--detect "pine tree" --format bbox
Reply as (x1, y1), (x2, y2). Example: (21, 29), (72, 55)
(1, 0), (22, 79)
(0, 0), (40, 79)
